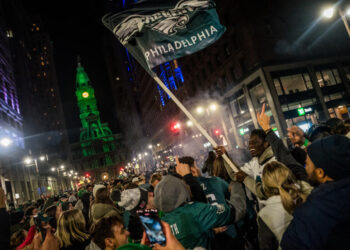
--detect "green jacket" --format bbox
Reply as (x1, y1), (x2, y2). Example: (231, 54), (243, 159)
(162, 202), (232, 249)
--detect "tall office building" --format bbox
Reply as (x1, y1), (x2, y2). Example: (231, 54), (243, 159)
(22, 17), (70, 160)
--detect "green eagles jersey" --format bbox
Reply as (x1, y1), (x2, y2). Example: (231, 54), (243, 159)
(162, 202), (231, 249)
(197, 176), (238, 239)
(197, 176), (229, 205)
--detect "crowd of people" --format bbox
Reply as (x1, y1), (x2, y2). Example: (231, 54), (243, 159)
(1, 105), (350, 250)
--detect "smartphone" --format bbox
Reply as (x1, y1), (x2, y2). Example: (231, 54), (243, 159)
(137, 209), (166, 246)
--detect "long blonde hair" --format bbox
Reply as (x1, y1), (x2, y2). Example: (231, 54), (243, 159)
(262, 161), (307, 214)
(213, 157), (230, 182)
(56, 209), (90, 247)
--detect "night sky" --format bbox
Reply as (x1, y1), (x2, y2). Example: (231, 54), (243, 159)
(24, 0), (119, 143)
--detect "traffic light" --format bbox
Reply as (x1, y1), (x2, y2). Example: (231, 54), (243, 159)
(170, 122), (181, 135)
(214, 129), (221, 136)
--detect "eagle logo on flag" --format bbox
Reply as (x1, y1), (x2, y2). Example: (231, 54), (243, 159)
(113, 0), (211, 45)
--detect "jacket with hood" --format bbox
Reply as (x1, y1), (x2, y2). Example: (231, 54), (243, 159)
(154, 175), (233, 249)
(257, 195), (293, 250)
(281, 177), (350, 250)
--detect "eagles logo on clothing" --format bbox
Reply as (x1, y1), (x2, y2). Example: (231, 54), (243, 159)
(102, 0), (225, 71)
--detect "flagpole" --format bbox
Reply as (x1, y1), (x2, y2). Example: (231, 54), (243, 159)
(153, 75), (239, 173)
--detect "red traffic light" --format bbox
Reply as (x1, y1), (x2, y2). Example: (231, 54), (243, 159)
(170, 122), (181, 134)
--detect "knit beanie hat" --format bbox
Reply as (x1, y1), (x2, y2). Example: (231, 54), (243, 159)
(307, 135), (350, 181)
(154, 175), (190, 213)
(93, 184), (105, 198)
(118, 187), (149, 211)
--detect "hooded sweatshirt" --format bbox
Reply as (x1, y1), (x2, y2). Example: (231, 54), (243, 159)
(154, 175), (232, 249)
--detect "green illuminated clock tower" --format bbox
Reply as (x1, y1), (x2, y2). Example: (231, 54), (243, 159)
(75, 58), (116, 164)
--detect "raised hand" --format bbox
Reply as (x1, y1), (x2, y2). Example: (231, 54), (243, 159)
(213, 145), (226, 157)
(257, 103), (270, 131)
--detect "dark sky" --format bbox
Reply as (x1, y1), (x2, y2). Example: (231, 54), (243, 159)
(24, 0), (119, 143)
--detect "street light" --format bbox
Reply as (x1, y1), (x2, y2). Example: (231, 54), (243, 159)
(51, 167), (56, 172)
(24, 157), (32, 165)
(321, 6), (350, 38)
(39, 156), (45, 161)
(322, 7), (334, 18)
(186, 120), (193, 127)
(209, 103), (217, 111)
(144, 152), (148, 156)
(196, 106), (204, 114)
(0, 137), (12, 147)
(157, 143), (160, 147)
(60, 165), (65, 170)
(148, 145), (152, 149)
(347, 8), (350, 16)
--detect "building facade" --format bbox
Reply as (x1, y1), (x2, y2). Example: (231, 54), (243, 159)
(70, 60), (127, 181)
(224, 57), (350, 148)
(0, 0), (72, 205)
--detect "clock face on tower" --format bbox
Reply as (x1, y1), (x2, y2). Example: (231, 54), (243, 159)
(82, 92), (89, 98)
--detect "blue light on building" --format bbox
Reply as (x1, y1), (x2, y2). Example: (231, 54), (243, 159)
(175, 67), (184, 83)
(157, 60), (185, 106)
(157, 85), (166, 107)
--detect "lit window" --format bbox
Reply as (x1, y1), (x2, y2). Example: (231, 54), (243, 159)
(6, 30), (13, 38)
(36, 27), (39, 31)
(41, 62), (45, 66)
(50, 88), (54, 92)
(43, 72), (46, 76)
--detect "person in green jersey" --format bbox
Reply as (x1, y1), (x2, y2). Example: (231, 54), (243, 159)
(154, 173), (235, 250)
(178, 156), (247, 250)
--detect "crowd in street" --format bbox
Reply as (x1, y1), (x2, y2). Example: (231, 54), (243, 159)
(1, 105), (350, 250)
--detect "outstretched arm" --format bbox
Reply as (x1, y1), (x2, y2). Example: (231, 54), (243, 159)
(257, 104), (307, 181)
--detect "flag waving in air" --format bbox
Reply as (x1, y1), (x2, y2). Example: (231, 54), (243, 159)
(102, 0), (226, 72)
(102, 0), (239, 173)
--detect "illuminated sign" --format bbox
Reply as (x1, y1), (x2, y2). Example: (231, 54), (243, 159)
(297, 108), (305, 116)
(304, 107), (312, 113)
(82, 92), (89, 98)
(239, 128), (249, 135)
(298, 107), (313, 116)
